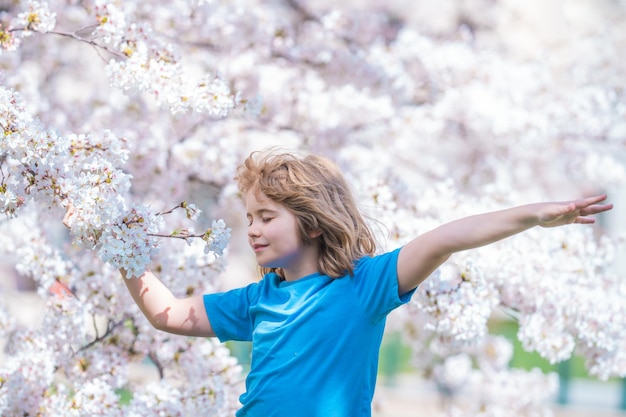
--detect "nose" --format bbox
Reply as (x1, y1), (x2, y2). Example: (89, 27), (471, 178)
(248, 222), (261, 238)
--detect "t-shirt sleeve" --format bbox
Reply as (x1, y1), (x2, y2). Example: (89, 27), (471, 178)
(203, 282), (260, 342)
(352, 247), (416, 323)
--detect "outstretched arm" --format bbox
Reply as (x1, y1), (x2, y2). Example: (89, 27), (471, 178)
(397, 194), (613, 295)
(63, 203), (216, 337)
(121, 269), (216, 337)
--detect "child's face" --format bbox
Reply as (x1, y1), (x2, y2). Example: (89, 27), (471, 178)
(245, 190), (319, 280)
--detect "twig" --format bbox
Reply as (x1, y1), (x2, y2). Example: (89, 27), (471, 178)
(10, 26), (126, 59)
(77, 317), (126, 353)
(148, 351), (165, 379)
(155, 203), (185, 216)
(148, 231), (207, 240)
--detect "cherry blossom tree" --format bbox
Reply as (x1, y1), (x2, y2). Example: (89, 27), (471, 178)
(1, 0), (625, 416)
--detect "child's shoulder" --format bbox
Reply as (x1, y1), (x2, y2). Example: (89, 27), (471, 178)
(354, 247), (402, 272)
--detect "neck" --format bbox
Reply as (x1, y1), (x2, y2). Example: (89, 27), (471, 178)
(281, 256), (320, 282)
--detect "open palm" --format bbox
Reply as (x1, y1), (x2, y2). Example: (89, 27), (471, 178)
(538, 194), (613, 228)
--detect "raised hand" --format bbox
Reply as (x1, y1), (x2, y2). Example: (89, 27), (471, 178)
(537, 194), (613, 228)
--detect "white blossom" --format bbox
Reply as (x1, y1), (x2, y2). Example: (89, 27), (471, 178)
(205, 219), (232, 256)
(15, 1), (56, 35)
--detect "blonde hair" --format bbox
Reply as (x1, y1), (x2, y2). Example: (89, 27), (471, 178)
(235, 150), (377, 278)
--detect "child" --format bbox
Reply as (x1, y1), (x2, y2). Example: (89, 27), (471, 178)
(65, 150), (613, 417)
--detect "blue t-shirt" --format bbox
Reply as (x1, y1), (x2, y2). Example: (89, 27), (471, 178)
(203, 248), (414, 417)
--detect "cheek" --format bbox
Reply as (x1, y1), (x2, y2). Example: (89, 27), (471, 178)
(273, 224), (302, 247)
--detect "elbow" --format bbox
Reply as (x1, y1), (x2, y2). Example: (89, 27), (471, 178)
(150, 318), (167, 332)
(148, 307), (173, 333)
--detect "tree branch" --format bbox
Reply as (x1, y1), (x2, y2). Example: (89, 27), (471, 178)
(10, 26), (126, 59)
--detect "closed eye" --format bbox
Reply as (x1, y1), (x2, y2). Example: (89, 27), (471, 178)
(246, 217), (273, 226)
(246, 209), (278, 226)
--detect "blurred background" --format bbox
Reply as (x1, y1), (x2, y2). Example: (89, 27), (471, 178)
(1, 0), (625, 415)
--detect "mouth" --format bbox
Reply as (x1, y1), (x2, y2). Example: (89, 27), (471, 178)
(252, 243), (268, 253)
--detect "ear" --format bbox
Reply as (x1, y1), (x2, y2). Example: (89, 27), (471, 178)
(308, 229), (322, 239)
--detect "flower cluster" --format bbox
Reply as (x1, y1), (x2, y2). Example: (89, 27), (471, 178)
(451, 368), (558, 417)
(0, 87), (69, 216)
(0, 1), (56, 54)
(14, 1), (56, 35)
(90, 0), (238, 116)
(413, 261), (500, 344)
(98, 205), (162, 278)
(0, 0), (239, 116)
(204, 219), (232, 256)
(1, 86), (230, 271)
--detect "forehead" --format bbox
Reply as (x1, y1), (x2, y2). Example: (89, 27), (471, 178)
(244, 189), (280, 212)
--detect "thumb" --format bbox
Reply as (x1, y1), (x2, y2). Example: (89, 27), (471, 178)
(62, 201), (75, 229)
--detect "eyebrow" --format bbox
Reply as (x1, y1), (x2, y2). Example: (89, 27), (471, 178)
(246, 208), (279, 217)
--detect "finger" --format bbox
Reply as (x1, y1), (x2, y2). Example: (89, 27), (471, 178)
(62, 202), (75, 228)
(574, 217), (596, 225)
(578, 194), (607, 208)
(580, 203), (613, 216)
